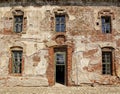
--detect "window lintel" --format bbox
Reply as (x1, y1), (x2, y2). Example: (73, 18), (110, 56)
(98, 9), (115, 20)
(12, 9), (24, 16)
(102, 47), (114, 52)
(10, 46), (23, 51)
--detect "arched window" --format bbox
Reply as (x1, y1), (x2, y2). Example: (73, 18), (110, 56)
(12, 10), (24, 33)
(102, 47), (114, 75)
(9, 46), (24, 75)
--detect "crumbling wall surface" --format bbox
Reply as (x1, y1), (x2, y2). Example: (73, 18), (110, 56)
(0, 6), (50, 86)
(0, 3), (120, 86)
(70, 6), (120, 85)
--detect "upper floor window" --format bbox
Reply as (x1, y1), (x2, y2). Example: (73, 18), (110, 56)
(101, 16), (111, 33)
(12, 10), (24, 33)
(14, 15), (23, 33)
(55, 15), (65, 32)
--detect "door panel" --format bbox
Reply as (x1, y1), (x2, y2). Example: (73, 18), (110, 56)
(56, 65), (65, 84)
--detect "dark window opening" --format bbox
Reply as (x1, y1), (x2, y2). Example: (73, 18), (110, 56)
(102, 52), (112, 75)
(14, 15), (23, 33)
(101, 16), (111, 33)
(55, 15), (65, 32)
(12, 51), (23, 73)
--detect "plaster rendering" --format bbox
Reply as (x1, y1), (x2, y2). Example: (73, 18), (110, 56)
(0, 0), (120, 86)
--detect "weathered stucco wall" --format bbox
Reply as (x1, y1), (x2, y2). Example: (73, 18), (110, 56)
(0, 1), (120, 86)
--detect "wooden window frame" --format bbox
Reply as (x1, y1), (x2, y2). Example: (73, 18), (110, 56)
(12, 10), (25, 33)
(14, 15), (24, 33)
(102, 47), (114, 75)
(102, 51), (112, 75)
(101, 16), (111, 34)
(9, 47), (24, 76)
(98, 9), (115, 34)
(55, 15), (66, 32)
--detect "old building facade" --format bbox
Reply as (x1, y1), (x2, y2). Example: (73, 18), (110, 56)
(0, 0), (120, 86)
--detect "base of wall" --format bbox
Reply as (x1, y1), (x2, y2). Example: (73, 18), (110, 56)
(0, 76), (49, 87)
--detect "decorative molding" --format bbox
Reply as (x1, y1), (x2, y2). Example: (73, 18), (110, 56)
(98, 9), (115, 20)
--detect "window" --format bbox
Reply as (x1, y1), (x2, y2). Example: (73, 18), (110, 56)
(12, 9), (25, 33)
(102, 51), (112, 75)
(101, 16), (111, 33)
(56, 53), (65, 65)
(11, 51), (23, 74)
(55, 15), (65, 32)
(14, 15), (23, 33)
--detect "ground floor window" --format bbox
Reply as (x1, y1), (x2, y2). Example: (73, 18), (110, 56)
(102, 47), (114, 75)
(12, 51), (23, 73)
(102, 51), (112, 75)
(9, 46), (24, 75)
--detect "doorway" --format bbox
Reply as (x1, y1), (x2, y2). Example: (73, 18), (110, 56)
(54, 47), (67, 85)
(47, 46), (72, 86)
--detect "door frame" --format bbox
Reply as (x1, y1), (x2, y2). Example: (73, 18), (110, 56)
(47, 45), (73, 86)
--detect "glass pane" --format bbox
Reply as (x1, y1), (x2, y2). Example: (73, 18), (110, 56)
(102, 51), (112, 75)
(56, 16), (60, 21)
(61, 16), (65, 23)
(12, 51), (22, 73)
(102, 17), (105, 24)
(56, 53), (65, 64)
(106, 24), (110, 33)
(56, 24), (60, 32)
(55, 15), (65, 32)
(101, 16), (111, 33)
(14, 16), (23, 33)
(61, 24), (65, 32)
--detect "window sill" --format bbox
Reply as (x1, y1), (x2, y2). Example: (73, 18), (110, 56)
(102, 74), (113, 77)
(13, 31), (26, 34)
(9, 73), (22, 76)
(102, 33), (112, 34)
(55, 32), (66, 34)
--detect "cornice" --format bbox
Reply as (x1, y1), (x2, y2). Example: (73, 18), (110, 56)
(0, 0), (119, 6)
